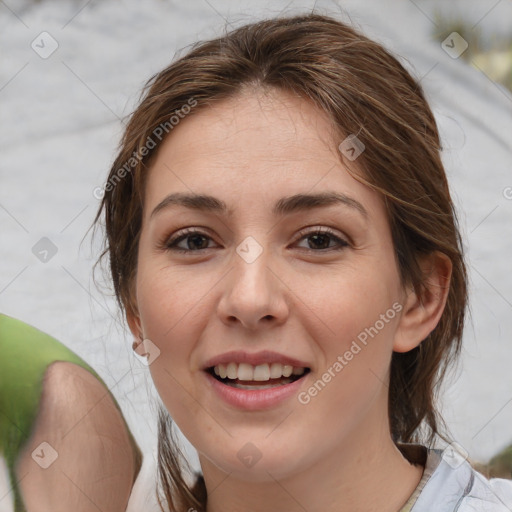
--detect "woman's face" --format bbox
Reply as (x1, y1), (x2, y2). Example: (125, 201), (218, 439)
(130, 88), (413, 481)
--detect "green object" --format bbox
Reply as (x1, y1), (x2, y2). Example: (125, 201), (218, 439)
(0, 313), (141, 512)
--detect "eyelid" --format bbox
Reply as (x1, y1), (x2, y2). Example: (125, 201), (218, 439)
(294, 225), (348, 242)
(161, 226), (217, 251)
(161, 225), (350, 253)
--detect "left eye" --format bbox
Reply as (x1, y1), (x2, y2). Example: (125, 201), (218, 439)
(164, 227), (348, 253)
(295, 228), (349, 251)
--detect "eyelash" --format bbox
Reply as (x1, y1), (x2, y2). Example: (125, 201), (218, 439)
(162, 226), (349, 254)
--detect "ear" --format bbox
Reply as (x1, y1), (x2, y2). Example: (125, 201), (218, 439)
(126, 302), (143, 350)
(393, 251), (452, 353)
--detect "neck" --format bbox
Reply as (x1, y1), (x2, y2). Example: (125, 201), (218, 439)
(201, 400), (424, 512)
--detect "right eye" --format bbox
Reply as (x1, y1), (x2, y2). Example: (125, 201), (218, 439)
(164, 228), (217, 253)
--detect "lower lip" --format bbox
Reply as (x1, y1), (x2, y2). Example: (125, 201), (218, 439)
(203, 371), (307, 411)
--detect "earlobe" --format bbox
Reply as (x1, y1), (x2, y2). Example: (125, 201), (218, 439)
(393, 251), (452, 353)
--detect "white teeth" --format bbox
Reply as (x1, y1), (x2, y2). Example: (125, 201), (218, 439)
(269, 362), (283, 379)
(237, 363), (253, 381)
(282, 365), (293, 378)
(253, 364), (270, 381)
(226, 362), (238, 379)
(211, 362), (307, 381)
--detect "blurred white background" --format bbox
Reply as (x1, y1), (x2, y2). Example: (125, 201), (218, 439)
(1, 0), (511, 471)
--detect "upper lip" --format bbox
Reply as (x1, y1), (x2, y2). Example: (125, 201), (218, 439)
(202, 350), (311, 370)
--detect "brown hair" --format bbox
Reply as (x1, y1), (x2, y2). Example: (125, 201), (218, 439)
(92, 11), (467, 512)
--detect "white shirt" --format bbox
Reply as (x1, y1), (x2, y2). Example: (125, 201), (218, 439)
(404, 446), (512, 511)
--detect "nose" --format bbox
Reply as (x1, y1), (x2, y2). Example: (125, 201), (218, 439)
(216, 245), (289, 331)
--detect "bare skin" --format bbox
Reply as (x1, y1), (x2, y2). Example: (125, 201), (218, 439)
(15, 361), (138, 512)
(127, 88), (451, 512)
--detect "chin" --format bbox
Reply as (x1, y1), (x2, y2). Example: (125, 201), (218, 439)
(199, 439), (310, 483)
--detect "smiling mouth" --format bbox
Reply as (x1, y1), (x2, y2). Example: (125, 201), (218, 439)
(206, 365), (311, 390)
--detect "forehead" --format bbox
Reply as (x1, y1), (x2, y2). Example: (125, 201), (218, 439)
(164, 88), (338, 166)
(143, 88), (381, 220)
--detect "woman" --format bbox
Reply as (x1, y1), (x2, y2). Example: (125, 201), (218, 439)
(2, 11), (511, 512)
(91, 11), (512, 512)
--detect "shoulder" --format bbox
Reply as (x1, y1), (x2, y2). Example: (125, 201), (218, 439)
(464, 471), (512, 511)
(410, 447), (512, 511)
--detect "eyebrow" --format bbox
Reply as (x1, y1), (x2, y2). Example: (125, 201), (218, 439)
(150, 191), (368, 219)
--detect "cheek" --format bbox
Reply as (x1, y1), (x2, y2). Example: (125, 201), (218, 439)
(135, 260), (205, 340)
(135, 267), (198, 387)
(298, 263), (401, 412)
(300, 262), (401, 349)
(135, 269), (209, 430)
(297, 278), (400, 438)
